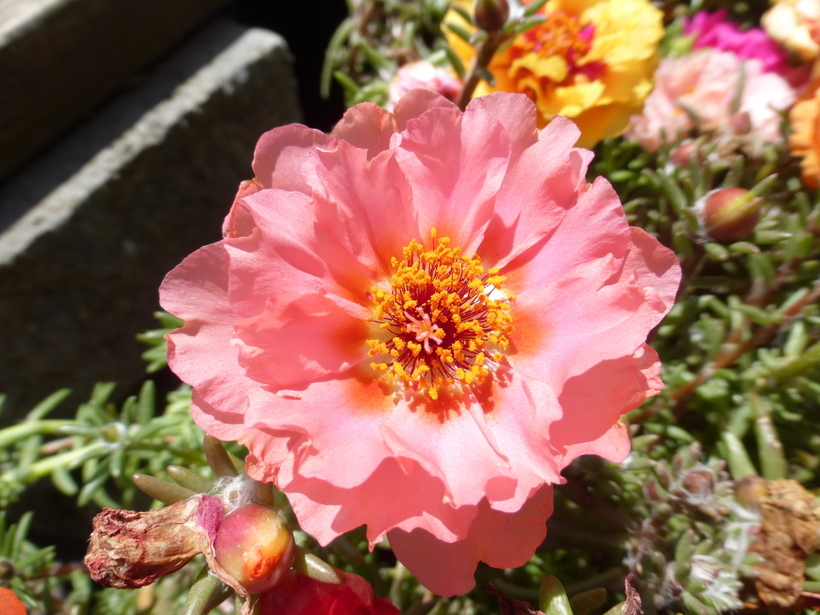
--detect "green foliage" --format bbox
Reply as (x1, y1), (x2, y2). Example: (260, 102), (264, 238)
(0, 382), (210, 613)
(136, 311), (183, 373)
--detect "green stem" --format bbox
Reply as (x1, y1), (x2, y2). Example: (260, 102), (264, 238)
(0, 420), (75, 449)
(751, 393), (788, 480)
(0, 442), (108, 484)
(456, 31), (506, 109)
(770, 339), (820, 385)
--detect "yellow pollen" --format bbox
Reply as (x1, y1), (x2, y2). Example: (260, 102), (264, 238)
(366, 231), (514, 399)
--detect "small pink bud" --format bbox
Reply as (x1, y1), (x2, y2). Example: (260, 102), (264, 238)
(670, 140), (703, 166)
(213, 504), (295, 594)
(698, 187), (762, 243)
(474, 0), (509, 32)
(729, 111), (752, 135)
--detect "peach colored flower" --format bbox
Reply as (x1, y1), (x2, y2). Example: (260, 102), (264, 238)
(445, 0), (664, 148)
(161, 90), (680, 596)
(386, 61), (462, 111)
(626, 49), (795, 154)
(789, 77), (820, 187)
(762, 0), (820, 61)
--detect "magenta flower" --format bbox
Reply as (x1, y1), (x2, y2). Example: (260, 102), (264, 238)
(685, 10), (807, 86)
(160, 90), (680, 596)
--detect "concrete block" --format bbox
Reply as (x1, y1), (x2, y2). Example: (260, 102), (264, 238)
(0, 0), (227, 181)
(0, 18), (301, 419)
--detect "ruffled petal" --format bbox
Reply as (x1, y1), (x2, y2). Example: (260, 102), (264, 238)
(331, 103), (398, 160)
(252, 124), (338, 194)
(502, 176), (631, 292)
(234, 291), (369, 389)
(387, 484), (554, 596)
(479, 115), (592, 267)
(551, 344), (663, 466)
(161, 243), (256, 436)
(393, 104), (512, 253)
(508, 227), (679, 384)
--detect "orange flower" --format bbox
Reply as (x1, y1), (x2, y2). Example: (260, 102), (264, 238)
(789, 77), (820, 187)
(0, 588), (26, 615)
(446, 0), (663, 147)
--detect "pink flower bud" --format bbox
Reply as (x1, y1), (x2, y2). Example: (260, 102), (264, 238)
(670, 140), (704, 166)
(213, 504), (295, 594)
(474, 0), (509, 32)
(698, 187), (762, 243)
(729, 111), (752, 135)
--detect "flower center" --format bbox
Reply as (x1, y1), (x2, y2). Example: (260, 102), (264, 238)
(524, 9), (594, 67)
(366, 231), (513, 401)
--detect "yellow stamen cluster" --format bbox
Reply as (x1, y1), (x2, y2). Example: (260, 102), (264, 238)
(531, 10), (591, 59)
(366, 231), (513, 400)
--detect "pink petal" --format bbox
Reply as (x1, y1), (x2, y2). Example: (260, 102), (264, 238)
(388, 485), (554, 596)
(509, 227), (679, 384)
(252, 124), (338, 194)
(330, 90), (459, 160)
(160, 244), (256, 438)
(473, 370), (564, 513)
(551, 344), (663, 466)
(502, 176), (630, 292)
(275, 456), (477, 547)
(331, 103), (398, 160)
(234, 291), (369, 388)
(479, 115), (592, 267)
(225, 188), (376, 316)
(392, 89), (459, 131)
(222, 179), (263, 238)
(465, 93), (539, 153)
(393, 104), (511, 253)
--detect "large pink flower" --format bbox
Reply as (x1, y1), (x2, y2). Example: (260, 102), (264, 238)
(161, 90), (680, 596)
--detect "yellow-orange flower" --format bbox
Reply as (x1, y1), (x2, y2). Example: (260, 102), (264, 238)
(789, 77), (820, 187)
(762, 0), (820, 61)
(446, 0), (663, 148)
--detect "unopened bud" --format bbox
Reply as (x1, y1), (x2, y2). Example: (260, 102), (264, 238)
(474, 0), (509, 32)
(729, 111), (752, 135)
(213, 503), (295, 594)
(697, 187), (762, 243)
(669, 139), (703, 166)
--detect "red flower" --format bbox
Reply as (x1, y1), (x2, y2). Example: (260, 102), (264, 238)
(259, 571), (399, 615)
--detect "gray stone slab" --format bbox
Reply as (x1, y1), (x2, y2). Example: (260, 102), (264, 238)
(0, 18), (301, 419)
(0, 0), (227, 181)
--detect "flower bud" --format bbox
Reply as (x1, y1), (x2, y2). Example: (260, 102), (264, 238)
(670, 140), (703, 167)
(697, 187), (762, 243)
(474, 0), (509, 32)
(213, 503), (295, 594)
